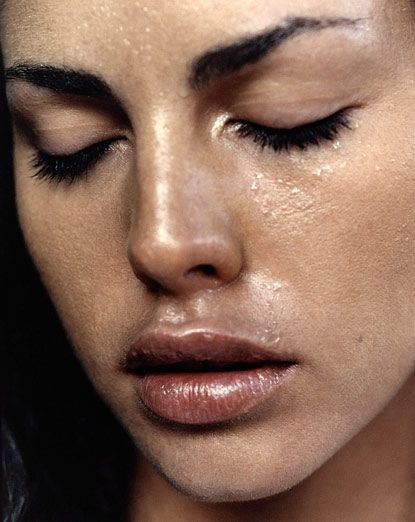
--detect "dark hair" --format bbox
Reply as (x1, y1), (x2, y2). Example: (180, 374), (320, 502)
(0, 53), (135, 522)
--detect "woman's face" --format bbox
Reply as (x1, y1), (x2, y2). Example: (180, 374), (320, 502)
(2, 0), (415, 502)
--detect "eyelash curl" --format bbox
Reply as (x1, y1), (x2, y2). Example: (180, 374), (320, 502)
(30, 110), (351, 184)
(232, 110), (351, 153)
(30, 138), (116, 184)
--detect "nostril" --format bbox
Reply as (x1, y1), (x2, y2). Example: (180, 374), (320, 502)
(185, 264), (217, 278)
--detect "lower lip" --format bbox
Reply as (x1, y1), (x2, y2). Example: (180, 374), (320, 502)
(136, 364), (294, 425)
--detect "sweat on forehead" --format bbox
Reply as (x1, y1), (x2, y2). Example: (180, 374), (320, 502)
(5, 15), (363, 99)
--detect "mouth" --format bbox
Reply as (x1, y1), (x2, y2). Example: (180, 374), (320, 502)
(123, 331), (298, 426)
(132, 360), (291, 374)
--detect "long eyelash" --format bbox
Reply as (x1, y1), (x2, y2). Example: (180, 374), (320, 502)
(233, 110), (351, 153)
(30, 139), (115, 184)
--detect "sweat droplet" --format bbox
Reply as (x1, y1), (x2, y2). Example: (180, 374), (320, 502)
(178, 87), (190, 98)
(314, 165), (334, 177)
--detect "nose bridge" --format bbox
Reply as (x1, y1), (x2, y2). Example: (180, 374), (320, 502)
(127, 107), (244, 295)
(134, 144), (173, 254)
(132, 106), (205, 247)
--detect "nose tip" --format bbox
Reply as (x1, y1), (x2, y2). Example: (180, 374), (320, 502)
(128, 233), (244, 296)
(126, 121), (245, 296)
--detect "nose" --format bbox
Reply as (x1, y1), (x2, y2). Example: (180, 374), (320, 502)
(127, 132), (244, 296)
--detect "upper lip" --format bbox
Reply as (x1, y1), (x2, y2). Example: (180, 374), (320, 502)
(123, 330), (297, 373)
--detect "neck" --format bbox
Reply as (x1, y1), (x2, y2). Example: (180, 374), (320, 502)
(129, 375), (415, 522)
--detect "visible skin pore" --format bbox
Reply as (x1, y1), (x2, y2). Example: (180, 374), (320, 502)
(2, 0), (415, 520)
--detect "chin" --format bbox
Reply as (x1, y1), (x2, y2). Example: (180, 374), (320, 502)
(137, 436), (318, 504)
(155, 464), (303, 503)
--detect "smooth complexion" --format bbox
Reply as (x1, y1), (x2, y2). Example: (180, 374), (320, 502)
(2, 1), (415, 520)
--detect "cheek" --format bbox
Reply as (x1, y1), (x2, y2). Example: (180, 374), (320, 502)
(222, 117), (415, 409)
(14, 165), (147, 377)
(15, 129), (415, 365)
(13, 118), (415, 500)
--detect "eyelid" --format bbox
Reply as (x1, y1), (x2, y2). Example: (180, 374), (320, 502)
(230, 100), (348, 129)
(35, 126), (130, 156)
(230, 109), (352, 153)
(30, 138), (122, 184)
(230, 109), (348, 132)
(25, 124), (128, 157)
(10, 99), (130, 156)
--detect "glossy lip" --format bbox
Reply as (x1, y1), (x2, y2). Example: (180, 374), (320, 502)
(123, 330), (298, 372)
(122, 329), (299, 426)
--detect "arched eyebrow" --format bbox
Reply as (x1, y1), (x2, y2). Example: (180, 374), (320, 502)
(5, 16), (363, 98)
(189, 16), (363, 90)
(5, 64), (113, 98)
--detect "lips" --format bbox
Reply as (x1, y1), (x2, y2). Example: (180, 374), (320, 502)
(124, 331), (297, 425)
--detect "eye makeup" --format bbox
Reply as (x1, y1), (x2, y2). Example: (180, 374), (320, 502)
(28, 108), (352, 185)
(30, 138), (119, 184)
(231, 109), (351, 153)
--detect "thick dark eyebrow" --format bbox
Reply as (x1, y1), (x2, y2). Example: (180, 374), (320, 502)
(5, 64), (113, 98)
(4, 16), (363, 98)
(189, 16), (363, 90)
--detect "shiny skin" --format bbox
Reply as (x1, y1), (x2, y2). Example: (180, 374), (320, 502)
(2, 0), (415, 520)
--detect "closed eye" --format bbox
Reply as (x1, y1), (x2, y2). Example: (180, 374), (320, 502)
(29, 110), (352, 185)
(231, 109), (352, 153)
(30, 138), (121, 184)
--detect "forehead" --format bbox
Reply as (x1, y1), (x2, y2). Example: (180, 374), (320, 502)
(1, 0), (376, 63)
